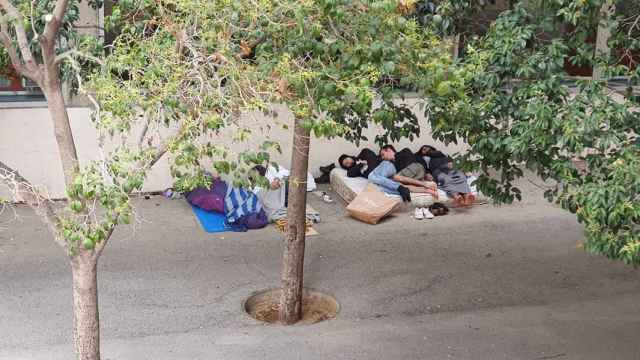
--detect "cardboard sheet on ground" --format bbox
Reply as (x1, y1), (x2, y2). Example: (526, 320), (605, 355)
(274, 222), (320, 237)
(346, 184), (402, 224)
(273, 205), (320, 237)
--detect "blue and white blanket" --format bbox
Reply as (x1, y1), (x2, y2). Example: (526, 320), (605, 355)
(225, 186), (264, 224)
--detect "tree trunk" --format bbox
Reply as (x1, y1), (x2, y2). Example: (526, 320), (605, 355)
(279, 118), (311, 325)
(42, 74), (79, 188)
(593, 1), (615, 80)
(71, 255), (101, 360)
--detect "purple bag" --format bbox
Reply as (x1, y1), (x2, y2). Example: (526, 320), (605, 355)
(240, 210), (269, 230)
(186, 178), (227, 213)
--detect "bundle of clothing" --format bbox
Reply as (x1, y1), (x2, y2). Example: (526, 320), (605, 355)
(186, 177), (268, 232)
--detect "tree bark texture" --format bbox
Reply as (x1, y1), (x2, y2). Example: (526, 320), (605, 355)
(71, 255), (101, 360)
(279, 118), (311, 325)
(593, 1), (615, 80)
(42, 74), (79, 188)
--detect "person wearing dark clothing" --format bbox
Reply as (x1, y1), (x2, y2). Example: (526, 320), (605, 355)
(338, 148), (380, 178)
(415, 145), (451, 179)
(393, 147), (420, 173)
(392, 147), (428, 180)
(417, 145), (475, 207)
(367, 145), (438, 198)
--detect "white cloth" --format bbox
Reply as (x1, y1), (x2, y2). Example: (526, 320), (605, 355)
(262, 165), (316, 192)
(253, 165), (316, 220)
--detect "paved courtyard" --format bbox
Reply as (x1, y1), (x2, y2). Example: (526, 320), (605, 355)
(1, 180), (639, 360)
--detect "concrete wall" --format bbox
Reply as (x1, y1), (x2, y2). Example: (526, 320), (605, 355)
(0, 100), (467, 199)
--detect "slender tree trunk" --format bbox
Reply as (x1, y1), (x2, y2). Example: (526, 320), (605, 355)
(42, 74), (79, 187)
(71, 254), (100, 360)
(279, 118), (311, 325)
(593, 1), (615, 80)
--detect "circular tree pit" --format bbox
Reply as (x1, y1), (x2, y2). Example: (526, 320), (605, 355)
(244, 288), (339, 325)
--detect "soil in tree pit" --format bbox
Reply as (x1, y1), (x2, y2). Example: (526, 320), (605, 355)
(244, 288), (339, 325)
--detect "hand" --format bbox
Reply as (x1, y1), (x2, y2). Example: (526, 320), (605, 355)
(427, 188), (439, 199)
(422, 181), (437, 190)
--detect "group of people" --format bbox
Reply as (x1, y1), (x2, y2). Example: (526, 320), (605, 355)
(338, 144), (476, 217)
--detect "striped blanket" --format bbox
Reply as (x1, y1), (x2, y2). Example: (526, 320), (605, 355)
(225, 185), (265, 227)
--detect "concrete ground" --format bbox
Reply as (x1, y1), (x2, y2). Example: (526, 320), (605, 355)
(1, 180), (639, 360)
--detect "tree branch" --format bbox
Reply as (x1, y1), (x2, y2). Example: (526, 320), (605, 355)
(43, 0), (69, 40)
(0, 160), (66, 249)
(0, 0), (41, 82)
(138, 122), (150, 149)
(0, 21), (24, 74)
(93, 222), (115, 259)
(148, 138), (169, 169)
(54, 49), (105, 66)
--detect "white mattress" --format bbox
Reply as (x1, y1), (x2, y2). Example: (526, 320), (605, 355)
(330, 168), (485, 207)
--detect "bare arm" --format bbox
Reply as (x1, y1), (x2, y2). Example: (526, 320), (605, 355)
(392, 174), (436, 189)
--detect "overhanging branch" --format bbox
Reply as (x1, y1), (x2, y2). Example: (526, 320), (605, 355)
(43, 0), (69, 40)
(0, 0), (41, 83)
(0, 17), (24, 75)
(0, 160), (66, 249)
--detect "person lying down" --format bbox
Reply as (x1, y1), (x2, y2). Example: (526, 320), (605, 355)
(367, 145), (439, 201)
(416, 145), (475, 207)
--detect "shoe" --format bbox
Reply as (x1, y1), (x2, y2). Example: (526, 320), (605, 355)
(397, 185), (411, 202)
(422, 208), (435, 219)
(319, 163), (336, 174)
(414, 207), (424, 220)
(314, 173), (330, 184)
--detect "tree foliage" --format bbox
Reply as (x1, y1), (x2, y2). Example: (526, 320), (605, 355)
(424, 0), (640, 264)
(90, 0), (448, 196)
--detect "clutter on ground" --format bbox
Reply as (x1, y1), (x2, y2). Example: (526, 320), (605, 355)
(186, 164), (320, 234)
(185, 143), (485, 232)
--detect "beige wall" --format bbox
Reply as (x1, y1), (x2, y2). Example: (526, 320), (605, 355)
(0, 100), (466, 199)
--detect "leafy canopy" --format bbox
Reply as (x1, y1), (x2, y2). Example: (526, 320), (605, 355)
(74, 0), (451, 252)
(423, 0), (640, 264)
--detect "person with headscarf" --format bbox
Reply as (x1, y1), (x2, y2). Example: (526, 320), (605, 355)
(416, 145), (475, 207)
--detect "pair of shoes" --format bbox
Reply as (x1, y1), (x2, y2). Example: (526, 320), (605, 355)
(414, 207), (435, 220)
(397, 185), (411, 202)
(319, 163), (335, 174)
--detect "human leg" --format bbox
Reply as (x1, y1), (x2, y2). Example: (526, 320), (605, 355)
(368, 161), (401, 195)
(397, 162), (426, 180)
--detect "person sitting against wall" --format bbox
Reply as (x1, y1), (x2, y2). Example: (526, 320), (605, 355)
(251, 164), (317, 220)
(416, 145), (475, 207)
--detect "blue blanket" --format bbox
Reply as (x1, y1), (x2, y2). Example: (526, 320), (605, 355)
(190, 204), (234, 233)
(190, 181), (268, 233)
